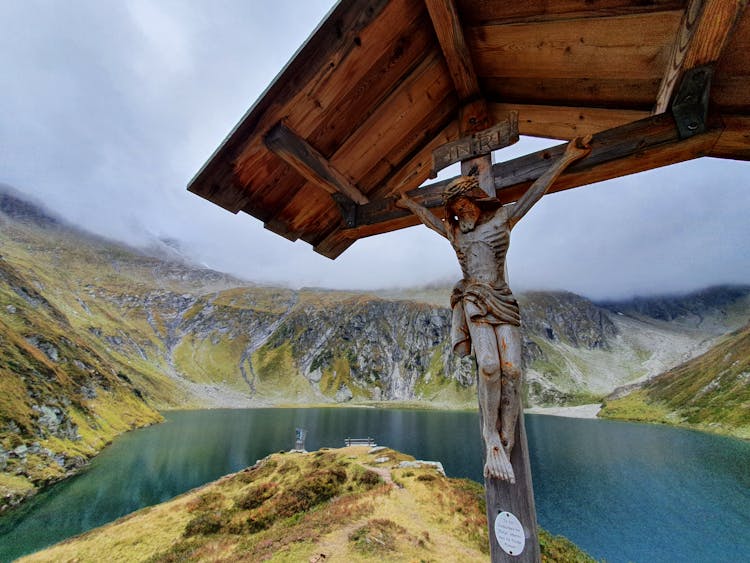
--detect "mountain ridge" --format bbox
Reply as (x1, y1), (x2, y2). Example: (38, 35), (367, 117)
(1, 187), (748, 510)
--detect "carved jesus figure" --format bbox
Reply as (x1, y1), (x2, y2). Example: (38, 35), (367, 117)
(399, 136), (591, 482)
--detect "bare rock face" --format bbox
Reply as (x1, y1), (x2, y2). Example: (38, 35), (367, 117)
(519, 292), (618, 350)
(262, 295), (475, 402)
(32, 405), (80, 441)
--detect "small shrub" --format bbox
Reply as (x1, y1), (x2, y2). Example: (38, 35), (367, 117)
(147, 541), (200, 563)
(310, 451), (338, 469)
(275, 468), (347, 517)
(277, 460), (300, 475)
(246, 509), (275, 533)
(416, 474), (436, 482)
(354, 467), (382, 489)
(235, 482), (276, 510)
(231, 458), (279, 484)
(183, 510), (226, 537)
(349, 518), (406, 554)
(186, 491), (224, 513)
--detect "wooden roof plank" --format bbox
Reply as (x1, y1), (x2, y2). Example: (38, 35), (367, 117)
(468, 11), (682, 80)
(271, 181), (344, 236)
(328, 52), (455, 186)
(355, 88), (458, 193)
(713, 75), (750, 112)
(714, 3), (750, 76)
(456, 0), (686, 26)
(489, 103), (649, 140)
(654, 0), (747, 114)
(264, 122), (369, 205)
(305, 10), (438, 157)
(482, 77), (660, 111)
(709, 115), (750, 159)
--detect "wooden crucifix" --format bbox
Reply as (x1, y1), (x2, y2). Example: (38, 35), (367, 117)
(399, 127), (591, 561)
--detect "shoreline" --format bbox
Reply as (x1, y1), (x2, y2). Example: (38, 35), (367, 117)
(524, 403), (602, 419)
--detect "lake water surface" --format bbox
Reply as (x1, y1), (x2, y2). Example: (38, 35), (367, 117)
(0, 408), (748, 562)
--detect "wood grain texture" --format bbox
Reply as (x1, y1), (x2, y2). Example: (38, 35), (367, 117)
(484, 414), (540, 562)
(456, 0), (685, 26)
(710, 115), (750, 159)
(425, 0), (481, 100)
(467, 11), (682, 80)
(186, 0), (750, 258)
(313, 119), (460, 257)
(654, 0), (747, 113)
(329, 52), (455, 186)
(305, 10), (437, 157)
(233, 0), (430, 186)
(713, 4), (750, 76)
(482, 77), (660, 110)
(264, 122), (369, 205)
(490, 103), (649, 140)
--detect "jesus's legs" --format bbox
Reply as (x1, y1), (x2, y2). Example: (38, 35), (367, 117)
(465, 303), (515, 483)
(495, 324), (522, 458)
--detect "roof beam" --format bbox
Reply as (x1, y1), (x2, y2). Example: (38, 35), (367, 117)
(654, 0), (746, 114)
(264, 122), (369, 206)
(344, 111), (725, 238)
(425, 0), (480, 100)
(425, 0), (490, 132)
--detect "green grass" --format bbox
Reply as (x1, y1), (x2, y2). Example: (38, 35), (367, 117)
(173, 333), (249, 390)
(601, 323), (750, 439)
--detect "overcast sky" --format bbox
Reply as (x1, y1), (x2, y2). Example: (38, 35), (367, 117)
(1, 0), (748, 300)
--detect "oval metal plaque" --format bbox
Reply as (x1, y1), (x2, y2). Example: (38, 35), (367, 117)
(494, 511), (525, 556)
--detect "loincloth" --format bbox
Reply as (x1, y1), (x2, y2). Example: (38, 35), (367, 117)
(450, 279), (521, 357)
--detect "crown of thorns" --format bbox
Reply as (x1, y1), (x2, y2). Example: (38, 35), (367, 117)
(442, 175), (480, 204)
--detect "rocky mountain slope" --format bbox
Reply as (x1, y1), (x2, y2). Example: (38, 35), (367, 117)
(20, 446), (594, 562)
(1, 186), (748, 508)
(600, 321), (750, 438)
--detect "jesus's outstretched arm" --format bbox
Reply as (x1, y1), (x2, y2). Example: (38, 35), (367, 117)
(397, 193), (448, 238)
(508, 135), (592, 228)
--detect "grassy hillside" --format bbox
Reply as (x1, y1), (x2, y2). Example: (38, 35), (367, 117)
(0, 257), (163, 510)
(600, 322), (750, 439)
(21, 446), (595, 563)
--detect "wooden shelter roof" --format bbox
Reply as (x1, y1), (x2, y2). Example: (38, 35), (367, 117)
(188, 0), (750, 259)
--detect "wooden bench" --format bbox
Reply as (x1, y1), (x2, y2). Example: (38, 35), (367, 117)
(344, 437), (376, 447)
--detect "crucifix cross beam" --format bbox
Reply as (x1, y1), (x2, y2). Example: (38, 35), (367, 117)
(338, 107), (724, 242)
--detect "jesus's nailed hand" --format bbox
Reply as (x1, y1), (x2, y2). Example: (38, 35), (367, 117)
(564, 134), (593, 160)
(395, 193), (412, 209)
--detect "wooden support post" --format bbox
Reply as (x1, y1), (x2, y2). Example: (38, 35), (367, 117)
(481, 408), (540, 561)
(464, 144), (539, 562)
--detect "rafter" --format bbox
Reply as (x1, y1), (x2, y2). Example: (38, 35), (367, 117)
(654, 0), (746, 114)
(425, 0), (479, 100)
(425, 0), (491, 133)
(264, 122), (369, 206)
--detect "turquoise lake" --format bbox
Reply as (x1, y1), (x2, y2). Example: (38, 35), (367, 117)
(0, 408), (748, 562)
